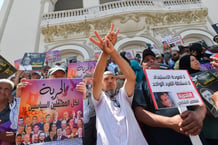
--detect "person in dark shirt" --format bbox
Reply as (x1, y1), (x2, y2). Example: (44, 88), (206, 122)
(133, 49), (208, 145)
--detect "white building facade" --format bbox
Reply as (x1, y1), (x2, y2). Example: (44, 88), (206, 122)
(0, 0), (217, 64)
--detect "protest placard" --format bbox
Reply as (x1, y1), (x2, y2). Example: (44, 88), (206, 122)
(192, 69), (218, 117)
(0, 55), (17, 79)
(14, 58), (22, 70)
(144, 69), (203, 109)
(46, 50), (61, 66)
(17, 78), (84, 144)
(19, 52), (46, 70)
(67, 61), (96, 78)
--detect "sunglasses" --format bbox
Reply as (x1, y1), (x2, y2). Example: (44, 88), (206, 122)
(172, 53), (177, 56)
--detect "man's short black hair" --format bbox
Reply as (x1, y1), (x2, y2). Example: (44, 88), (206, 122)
(142, 48), (156, 62)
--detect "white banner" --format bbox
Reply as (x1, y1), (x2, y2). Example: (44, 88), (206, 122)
(144, 69), (203, 109)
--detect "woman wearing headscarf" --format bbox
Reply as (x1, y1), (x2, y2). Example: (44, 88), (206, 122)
(179, 55), (200, 74)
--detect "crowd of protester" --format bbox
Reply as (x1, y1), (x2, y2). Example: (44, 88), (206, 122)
(1, 24), (218, 145)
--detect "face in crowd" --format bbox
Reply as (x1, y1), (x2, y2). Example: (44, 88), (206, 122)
(52, 112), (58, 121)
(0, 81), (13, 105)
(39, 132), (46, 142)
(25, 116), (31, 125)
(43, 123), (50, 132)
(16, 135), (22, 144)
(49, 70), (65, 78)
(102, 71), (117, 92)
(160, 93), (173, 108)
(171, 51), (180, 62)
(32, 134), (39, 143)
(190, 55), (200, 71)
(22, 56), (31, 66)
(32, 116), (38, 125)
(142, 55), (160, 69)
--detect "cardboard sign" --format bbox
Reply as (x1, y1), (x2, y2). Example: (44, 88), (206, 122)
(192, 69), (218, 117)
(144, 69), (203, 109)
(19, 53), (46, 70)
(0, 55), (17, 79)
(67, 61), (96, 78)
(46, 50), (61, 66)
(17, 78), (84, 144)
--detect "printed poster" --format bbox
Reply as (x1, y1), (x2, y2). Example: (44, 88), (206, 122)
(17, 78), (84, 144)
(19, 52), (46, 70)
(14, 58), (22, 70)
(0, 55), (17, 79)
(66, 56), (77, 68)
(192, 69), (218, 117)
(67, 61), (96, 78)
(144, 69), (203, 109)
(46, 50), (61, 66)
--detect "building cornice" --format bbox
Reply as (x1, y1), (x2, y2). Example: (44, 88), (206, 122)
(41, 8), (208, 43)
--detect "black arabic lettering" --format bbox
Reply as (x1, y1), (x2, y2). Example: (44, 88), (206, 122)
(77, 65), (83, 71)
(40, 83), (55, 96)
(71, 99), (79, 108)
(51, 80), (64, 100)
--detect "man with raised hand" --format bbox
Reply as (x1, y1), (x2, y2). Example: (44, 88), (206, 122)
(89, 24), (148, 145)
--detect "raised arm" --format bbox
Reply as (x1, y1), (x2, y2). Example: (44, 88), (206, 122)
(89, 30), (109, 101)
(103, 39), (136, 97)
(92, 52), (108, 101)
(105, 23), (119, 46)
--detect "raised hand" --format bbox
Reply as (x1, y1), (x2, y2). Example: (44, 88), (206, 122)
(106, 23), (119, 46)
(89, 30), (104, 49)
(212, 91), (218, 108)
(210, 56), (218, 69)
(89, 23), (119, 50)
(102, 39), (115, 55)
(76, 81), (87, 99)
(16, 78), (29, 97)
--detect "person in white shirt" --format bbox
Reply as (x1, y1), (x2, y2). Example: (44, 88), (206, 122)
(89, 24), (148, 145)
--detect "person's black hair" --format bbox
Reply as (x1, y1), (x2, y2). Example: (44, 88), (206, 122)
(213, 35), (218, 42)
(190, 43), (203, 56)
(33, 123), (40, 128)
(156, 92), (168, 108)
(120, 51), (130, 64)
(179, 55), (200, 74)
(142, 48), (156, 63)
(16, 134), (22, 137)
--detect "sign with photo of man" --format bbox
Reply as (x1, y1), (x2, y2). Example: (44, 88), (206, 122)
(17, 78), (84, 144)
(19, 52), (46, 70)
(191, 69), (218, 117)
(144, 69), (203, 109)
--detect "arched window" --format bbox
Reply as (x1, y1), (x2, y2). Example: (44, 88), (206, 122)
(54, 0), (83, 11)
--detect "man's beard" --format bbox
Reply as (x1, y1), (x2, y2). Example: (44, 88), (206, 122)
(105, 89), (117, 98)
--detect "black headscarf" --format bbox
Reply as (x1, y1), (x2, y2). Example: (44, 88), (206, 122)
(179, 55), (200, 74)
